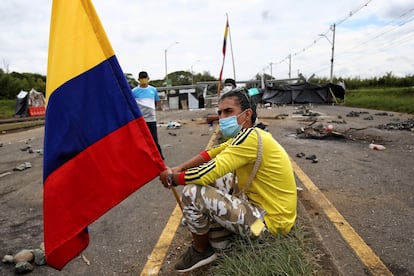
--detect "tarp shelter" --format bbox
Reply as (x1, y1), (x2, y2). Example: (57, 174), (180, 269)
(15, 90), (29, 117)
(14, 88), (46, 117)
(28, 88), (46, 107)
(27, 88), (46, 116)
(261, 82), (345, 104)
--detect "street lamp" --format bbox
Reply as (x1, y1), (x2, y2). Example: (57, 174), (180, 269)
(164, 42), (179, 87)
(269, 62), (273, 79)
(319, 24), (336, 83)
(190, 60), (200, 84)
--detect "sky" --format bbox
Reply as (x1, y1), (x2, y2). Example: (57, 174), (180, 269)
(0, 0), (413, 83)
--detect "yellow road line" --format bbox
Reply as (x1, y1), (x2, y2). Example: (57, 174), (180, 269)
(140, 205), (182, 276)
(291, 159), (393, 276)
(140, 125), (220, 275)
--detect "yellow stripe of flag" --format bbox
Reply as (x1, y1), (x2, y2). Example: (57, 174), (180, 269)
(46, 0), (114, 102)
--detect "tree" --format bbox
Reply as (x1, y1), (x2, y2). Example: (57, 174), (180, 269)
(0, 70), (46, 99)
(124, 73), (138, 88)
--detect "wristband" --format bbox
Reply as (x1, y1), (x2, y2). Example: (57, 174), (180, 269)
(167, 174), (177, 186)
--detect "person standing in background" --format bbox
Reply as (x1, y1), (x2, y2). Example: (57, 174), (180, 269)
(132, 71), (164, 160)
(221, 78), (237, 95)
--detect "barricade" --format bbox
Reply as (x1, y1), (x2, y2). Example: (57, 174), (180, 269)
(28, 106), (46, 116)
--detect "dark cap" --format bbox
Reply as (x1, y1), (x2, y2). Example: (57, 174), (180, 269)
(224, 78), (236, 88)
(138, 71), (149, 79)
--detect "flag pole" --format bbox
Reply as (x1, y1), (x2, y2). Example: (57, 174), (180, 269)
(228, 16), (236, 81)
(171, 186), (183, 211)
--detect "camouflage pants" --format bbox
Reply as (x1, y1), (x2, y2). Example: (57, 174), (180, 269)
(181, 173), (266, 238)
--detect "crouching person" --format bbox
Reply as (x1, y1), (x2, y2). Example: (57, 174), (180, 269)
(159, 88), (297, 272)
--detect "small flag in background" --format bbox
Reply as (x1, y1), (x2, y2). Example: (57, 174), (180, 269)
(222, 17), (229, 56)
(43, 0), (165, 270)
(218, 15), (230, 97)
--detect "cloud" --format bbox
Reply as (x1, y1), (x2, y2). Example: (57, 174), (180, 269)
(0, 0), (413, 82)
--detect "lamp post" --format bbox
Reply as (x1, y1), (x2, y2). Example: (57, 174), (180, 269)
(319, 23), (336, 83)
(269, 62), (274, 79)
(190, 60), (200, 84)
(164, 41), (179, 88)
(288, 54), (292, 79)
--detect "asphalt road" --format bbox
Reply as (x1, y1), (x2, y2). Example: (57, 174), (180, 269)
(0, 106), (413, 275)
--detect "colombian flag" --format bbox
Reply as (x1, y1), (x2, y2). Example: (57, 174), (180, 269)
(43, 0), (165, 270)
(218, 15), (230, 97)
(222, 17), (229, 56)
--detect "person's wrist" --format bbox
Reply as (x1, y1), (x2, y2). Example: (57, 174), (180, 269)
(167, 173), (177, 186)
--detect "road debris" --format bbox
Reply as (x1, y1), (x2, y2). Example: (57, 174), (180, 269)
(305, 154), (319, 163)
(369, 143), (386, 150)
(293, 108), (320, 117)
(81, 255), (91, 265)
(15, 261), (34, 274)
(377, 118), (414, 131)
(2, 244), (46, 274)
(296, 123), (345, 139)
(346, 111), (369, 117)
(13, 162), (32, 171)
(296, 152), (306, 158)
(0, 171), (12, 178)
(20, 145), (31, 151)
(296, 152), (318, 163)
(167, 121), (182, 129)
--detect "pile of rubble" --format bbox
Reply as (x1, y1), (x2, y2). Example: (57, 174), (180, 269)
(377, 118), (414, 131)
(293, 105), (321, 117)
(296, 123), (345, 139)
(345, 111), (370, 117)
(2, 243), (46, 274)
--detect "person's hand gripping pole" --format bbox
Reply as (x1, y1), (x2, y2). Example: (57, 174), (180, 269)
(160, 168), (183, 211)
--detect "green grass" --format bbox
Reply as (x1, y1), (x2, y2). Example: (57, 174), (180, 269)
(0, 99), (16, 118)
(207, 220), (322, 275)
(344, 87), (414, 114)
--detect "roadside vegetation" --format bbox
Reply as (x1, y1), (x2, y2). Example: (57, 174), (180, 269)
(344, 87), (414, 114)
(0, 99), (15, 118)
(207, 219), (325, 275)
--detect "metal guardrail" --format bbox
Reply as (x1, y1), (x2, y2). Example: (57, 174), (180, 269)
(0, 116), (45, 124)
(0, 116), (45, 133)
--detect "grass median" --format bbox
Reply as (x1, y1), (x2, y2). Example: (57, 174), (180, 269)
(344, 87), (414, 114)
(207, 218), (324, 275)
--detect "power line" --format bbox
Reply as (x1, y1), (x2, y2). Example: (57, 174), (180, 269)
(332, 8), (414, 66)
(259, 1), (414, 79)
(349, 8), (414, 50)
(335, 0), (374, 26)
(259, 0), (374, 78)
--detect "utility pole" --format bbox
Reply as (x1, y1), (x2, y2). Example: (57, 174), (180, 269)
(190, 60), (200, 84)
(269, 62), (273, 79)
(330, 24), (336, 83)
(288, 54), (291, 79)
(164, 42), (179, 88)
(319, 24), (336, 83)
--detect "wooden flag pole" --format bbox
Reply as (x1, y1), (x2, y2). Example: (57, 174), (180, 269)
(227, 15), (236, 81)
(171, 186), (183, 211)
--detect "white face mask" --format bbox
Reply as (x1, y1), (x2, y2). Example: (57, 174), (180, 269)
(222, 86), (233, 94)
